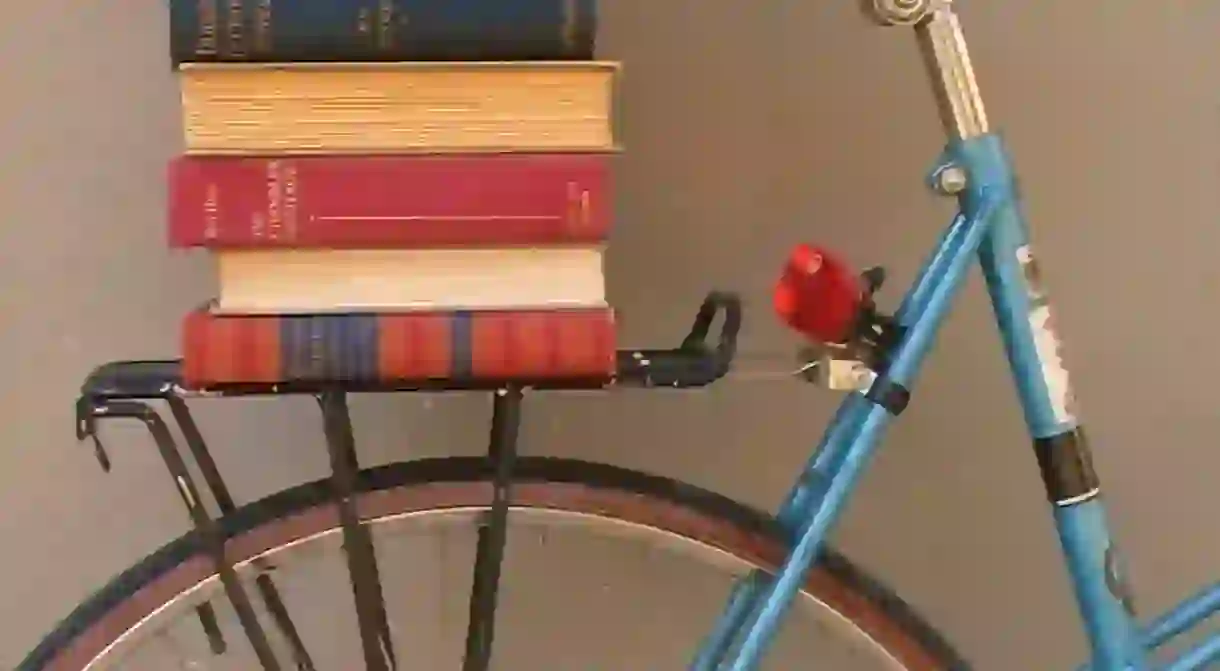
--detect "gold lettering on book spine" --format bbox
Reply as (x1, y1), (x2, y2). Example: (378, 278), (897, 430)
(561, 0), (577, 53)
(255, 0), (272, 53)
(263, 160), (299, 242)
(282, 162), (299, 240)
(203, 184), (220, 240)
(307, 325), (325, 378)
(226, 0), (246, 58)
(196, 0), (218, 56)
(263, 161), (279, 241)
(566, 181), (591, 232)
(377, 0), (395, 49)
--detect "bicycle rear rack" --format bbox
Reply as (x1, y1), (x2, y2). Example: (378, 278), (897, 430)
(72, 291), (741, 671)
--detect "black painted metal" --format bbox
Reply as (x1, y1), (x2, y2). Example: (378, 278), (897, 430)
(94, 400), (282, 670)
(462, 387), (523, 671)
(74, 293), (742, 403)
(319, 392), (398, 671)
(64, 291), (744, 669)
(167, 398), (318, 670)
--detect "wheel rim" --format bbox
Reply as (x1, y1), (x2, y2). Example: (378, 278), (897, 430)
(28, 459), (948, 670)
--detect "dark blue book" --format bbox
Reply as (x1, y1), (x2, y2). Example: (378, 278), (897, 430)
(171, 0), (597, 64)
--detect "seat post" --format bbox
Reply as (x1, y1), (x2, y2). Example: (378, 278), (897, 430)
(914, 1), (990, 141)
(865, 0), (990, 141)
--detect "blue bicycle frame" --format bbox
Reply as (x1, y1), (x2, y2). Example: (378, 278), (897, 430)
(689, 3), (1220, 670)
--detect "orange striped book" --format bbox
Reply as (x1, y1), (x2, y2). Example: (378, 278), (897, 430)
(181, 306), (617, 388)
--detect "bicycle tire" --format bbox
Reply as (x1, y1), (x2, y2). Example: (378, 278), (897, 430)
(17, 457), (970, 670)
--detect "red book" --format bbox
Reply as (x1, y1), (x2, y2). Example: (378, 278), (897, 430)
(168, 153), (612, 249)
(181, 307), (617, 388)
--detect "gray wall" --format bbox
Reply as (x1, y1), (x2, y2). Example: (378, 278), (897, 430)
(3, 1), (1219, 668)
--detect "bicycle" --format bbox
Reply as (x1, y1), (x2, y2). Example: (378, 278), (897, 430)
(16, 1), (1220, 669)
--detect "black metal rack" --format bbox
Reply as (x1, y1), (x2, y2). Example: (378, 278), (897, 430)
(73, 291), (741, 671)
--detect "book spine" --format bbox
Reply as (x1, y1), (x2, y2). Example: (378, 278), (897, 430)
(171, 0), (596, 64)
(181, 308), (616, 387)
(168, 154), (611, 248)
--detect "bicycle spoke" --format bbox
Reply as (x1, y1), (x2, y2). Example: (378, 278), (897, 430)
(319, 392), (397, 671)
(194, 602), (226, 654)
(461, 387), (523, 671)
(252, 573), (317, 670)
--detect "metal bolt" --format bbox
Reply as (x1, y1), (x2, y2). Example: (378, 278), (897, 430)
(936, 165), (968, 195)
(862, 0), (935, 26)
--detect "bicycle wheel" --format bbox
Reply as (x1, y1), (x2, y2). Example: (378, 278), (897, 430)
(18, 457), (968, 670)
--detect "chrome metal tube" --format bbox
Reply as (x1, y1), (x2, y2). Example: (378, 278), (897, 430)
(914, 1), (990, 140)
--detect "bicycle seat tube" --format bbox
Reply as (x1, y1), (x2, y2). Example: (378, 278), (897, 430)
(897, 2), (1147, 669)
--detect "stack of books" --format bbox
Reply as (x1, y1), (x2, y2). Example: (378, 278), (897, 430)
(163, 0), (620, 389)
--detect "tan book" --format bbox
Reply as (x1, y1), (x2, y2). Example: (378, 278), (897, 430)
(179, 61), (619, 155)
(212, 246), (607, 314)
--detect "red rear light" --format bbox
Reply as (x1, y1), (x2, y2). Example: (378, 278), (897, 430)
(773, 244), (864, 345)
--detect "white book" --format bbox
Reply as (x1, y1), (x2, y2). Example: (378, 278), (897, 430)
(213, 245), (607, 314)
